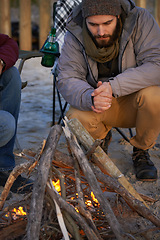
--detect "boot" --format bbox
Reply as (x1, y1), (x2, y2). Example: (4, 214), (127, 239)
(0, 171), (33, 194)
(132, 147), (157, 181)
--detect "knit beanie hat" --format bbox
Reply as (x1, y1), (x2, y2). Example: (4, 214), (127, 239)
(82, 0), (121, 18)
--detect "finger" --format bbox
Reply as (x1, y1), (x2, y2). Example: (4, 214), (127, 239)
(91, 103), (112, 113)
(91, 105), (103, 113)
(97, 81), (103, 87)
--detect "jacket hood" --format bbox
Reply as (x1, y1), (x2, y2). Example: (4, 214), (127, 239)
(66, 0), (135, 32)
(66, 0), (137, 45)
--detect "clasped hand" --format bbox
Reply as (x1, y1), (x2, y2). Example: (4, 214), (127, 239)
(91, 81), (112, 113)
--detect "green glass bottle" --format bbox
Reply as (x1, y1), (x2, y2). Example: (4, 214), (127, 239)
(41, 27), (59, 68)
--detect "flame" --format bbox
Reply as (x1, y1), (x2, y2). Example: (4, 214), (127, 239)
(5, 206), (27, 219)
(51, 180), (100, 210)
(91, 192), (99, 204)
(85, 192), (100, 207)
(52, 179), (61, 193)
(85, 199), (92, 206)
(13, 206), (27, 216)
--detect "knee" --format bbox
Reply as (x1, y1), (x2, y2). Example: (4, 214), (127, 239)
(2, 66), (22, 90)
(66, 107), (82, 120)
(137, 86), (160, 112)
(0, 111), (15, 147)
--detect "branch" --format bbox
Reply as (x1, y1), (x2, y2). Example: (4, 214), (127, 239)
(26, 124), (62, 240)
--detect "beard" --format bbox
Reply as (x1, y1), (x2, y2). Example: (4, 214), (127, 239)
(90, 18), (121, 48)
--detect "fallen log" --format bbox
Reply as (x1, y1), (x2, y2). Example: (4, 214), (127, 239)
(26, 124), (62, 240)
(67, 118), (148, 208)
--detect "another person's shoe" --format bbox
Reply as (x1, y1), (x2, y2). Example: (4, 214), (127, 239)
(132, 147), (157, 181)
(100, 130), (112, 154)
(0, 171), (33, 194)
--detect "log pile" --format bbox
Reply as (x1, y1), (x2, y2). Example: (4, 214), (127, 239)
(0, 119), (160, 240)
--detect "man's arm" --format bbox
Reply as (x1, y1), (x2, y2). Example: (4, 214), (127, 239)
(0, 34), (19, 73)
(110, 9), (160, 97)
(57, 31), (95, 111)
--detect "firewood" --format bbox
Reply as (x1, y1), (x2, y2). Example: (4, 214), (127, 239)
(53, 149), (156, 203)
(63, 120), (129, 240)
(26, 124), (62, 240)
(62, 211), (83, 240)
(53, 147), (160, 228)
(46, 179), (101, 240)
(0, 219), (27, 240)
(91, 164), (160, 227)
(0, 160), (35, 210)
(67, 117), (148, 208)
(73, 154), (103, 240)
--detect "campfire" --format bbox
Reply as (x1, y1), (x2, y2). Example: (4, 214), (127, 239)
(0, 118), (160, 240)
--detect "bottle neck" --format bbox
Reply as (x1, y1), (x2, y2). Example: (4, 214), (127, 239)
(48, 35), (56, 43)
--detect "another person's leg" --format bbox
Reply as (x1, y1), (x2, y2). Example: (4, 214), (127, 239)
(0, 67), (21, 171)
(0, 67), (33, 193)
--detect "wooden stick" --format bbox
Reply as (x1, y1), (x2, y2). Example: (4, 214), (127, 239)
(91, 164), (160, 228)
(53, 196), (70, 240)
(53, 149), (156, 203)
(73, 154), (103, 240)
(46, 181), (101, 240)
(0, 161), (35, 210)
(63, 120), (127, 240)
(0, 219), (27, 240)
(63, 211), (83, 240)
(26, 125), (62, 240)
(52, 148), (160, 228)
(67, 118), (148, 208)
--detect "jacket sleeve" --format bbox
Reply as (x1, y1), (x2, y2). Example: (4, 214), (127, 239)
(0, 34), (19, 72)
(56, 31), (94, 111)
(110, 8), (160, 97)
